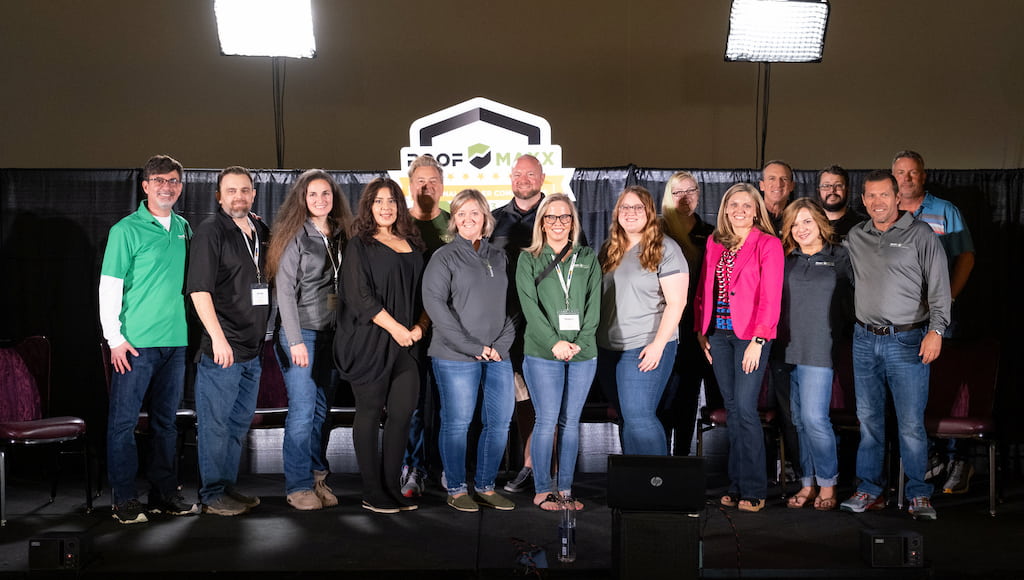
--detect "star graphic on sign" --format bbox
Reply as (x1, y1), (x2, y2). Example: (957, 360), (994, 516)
(447, 173), (455, 181)
(477, 173), (484, 180)
(462, 174), (469, 180)
(492, 173), (500, 180)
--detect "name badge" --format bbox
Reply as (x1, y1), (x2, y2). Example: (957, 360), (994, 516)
(326, 292), (338, 312)
(251, 283), (270, 306)
(558, 310), (580, 331)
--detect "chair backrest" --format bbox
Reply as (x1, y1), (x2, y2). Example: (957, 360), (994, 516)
(0, 336), (49, 421)
(925, 338), (1000, 419)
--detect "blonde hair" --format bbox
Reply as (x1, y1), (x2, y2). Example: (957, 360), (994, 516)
(660, 171), (699, 251)
(712, 183), (775, 250)
(599, 186), (664, 273)
(524, 193), (581, 257)
(447, 189), (495, 238)
(781, 198), (835, 255)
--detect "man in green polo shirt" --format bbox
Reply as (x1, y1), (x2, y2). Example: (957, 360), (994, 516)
(99, 154), (196, 524)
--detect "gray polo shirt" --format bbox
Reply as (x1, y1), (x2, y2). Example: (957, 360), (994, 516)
(845, 211), (951, 334)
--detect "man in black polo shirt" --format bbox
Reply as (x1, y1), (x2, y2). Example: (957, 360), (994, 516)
(186, 166), (271, 516)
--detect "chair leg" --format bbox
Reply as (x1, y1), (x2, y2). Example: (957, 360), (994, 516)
(897, 460), (905, 511)
(84, 437), (94, 514)
(696, 426), (704, 457)
(778, 430), (787, 500)
(1, 448), (7, 527)
(989, 441), (996, 517)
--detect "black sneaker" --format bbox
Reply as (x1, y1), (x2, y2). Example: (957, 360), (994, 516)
(112, 499), (149, 525)
(503, 466), (533, 493)
(924, 452), (947, 482)
(149, 493), (200, 516)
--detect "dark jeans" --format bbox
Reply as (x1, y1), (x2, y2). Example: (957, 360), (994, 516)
(107, 346), (186, 505)
(195, 353), (262, 504)
(708, 331), (772, 500)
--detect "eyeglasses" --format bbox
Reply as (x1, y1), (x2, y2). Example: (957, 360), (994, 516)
(672, 188), (699, 197)
(542, 214), (573, 225)
(818, 183), (846, 191)
(146, 177), (183, 186)
(619, 204), (646, 214)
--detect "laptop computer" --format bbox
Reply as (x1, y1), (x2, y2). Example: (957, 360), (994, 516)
(606, 454), (707, 512)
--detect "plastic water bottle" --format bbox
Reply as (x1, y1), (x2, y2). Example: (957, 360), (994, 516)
(558, 495), (577, 563)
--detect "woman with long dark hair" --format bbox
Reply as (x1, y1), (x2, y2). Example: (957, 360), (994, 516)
(694, 183), (783, 512)
(334, 177), (428, 514)
(597, 186), (688, 455)
(267, 169), (352, 510)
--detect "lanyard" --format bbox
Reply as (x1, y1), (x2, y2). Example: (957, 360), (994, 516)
(554, 252), (578, 310)
(240, 217), (262, 282)
(314, 220), (342, 285)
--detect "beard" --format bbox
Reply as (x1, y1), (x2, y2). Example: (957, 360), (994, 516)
(822, 194), (848, 213)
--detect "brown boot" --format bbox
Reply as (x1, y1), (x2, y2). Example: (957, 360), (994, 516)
(287, 490), (323, 511)
(313, 470), (339, 507)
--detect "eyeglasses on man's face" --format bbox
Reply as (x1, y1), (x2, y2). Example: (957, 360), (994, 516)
(146, 177), (183, 187)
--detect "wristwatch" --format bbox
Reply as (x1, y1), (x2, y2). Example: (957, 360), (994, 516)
(753, 337), (767, 345)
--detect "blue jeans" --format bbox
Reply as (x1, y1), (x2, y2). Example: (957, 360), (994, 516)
(790, 365), (838, 487)
(107, 346), (185, 505)
(195, 353), (262, 504)
(276, 328), (335, 495)
(598, 342), (678, 455)
(852, 324), (932, 500)
(523, 356), (597, 494)
(708, 331), (771, 500)
(432, 358), (515, 495)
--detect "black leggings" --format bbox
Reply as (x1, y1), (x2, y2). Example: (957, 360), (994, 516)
(350, 351), (420, 502)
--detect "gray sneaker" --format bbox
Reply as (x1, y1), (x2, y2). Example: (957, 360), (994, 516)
(225, 487), (260, 508)
(401, 467), (425, 498)
(203, 494), (251, 516)
(503, 466), (533, 493)
(942, 460), (974, 494)
(909, 496), (937, 520)
(840, 491), (879, 513)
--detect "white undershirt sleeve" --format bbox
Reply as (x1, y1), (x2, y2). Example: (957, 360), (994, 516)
(99, 274), (127, 348)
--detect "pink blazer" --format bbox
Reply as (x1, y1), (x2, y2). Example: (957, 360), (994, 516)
(694, 227), (784, 340)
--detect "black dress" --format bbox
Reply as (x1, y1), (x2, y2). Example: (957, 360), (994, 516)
(334, 235), (425, 508)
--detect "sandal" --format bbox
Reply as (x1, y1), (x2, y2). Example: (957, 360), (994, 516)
(787, 488), (817, 509)
(814, 494), (837, 511)
(560, 494), (584, 510)
(720, 494), (738, 508)
(738, 498), (766, 512)
(534, 493), (561, 511)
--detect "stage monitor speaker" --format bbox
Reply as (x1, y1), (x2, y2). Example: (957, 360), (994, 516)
(860, 529), (923, 568)
(612, 509), (700, 580)
(28, 531), (90, 571)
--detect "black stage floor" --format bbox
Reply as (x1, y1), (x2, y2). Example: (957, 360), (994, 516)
(1, 430), (1021, 579)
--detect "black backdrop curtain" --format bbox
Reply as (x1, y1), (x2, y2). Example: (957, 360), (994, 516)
(2, 166), (1022, 439)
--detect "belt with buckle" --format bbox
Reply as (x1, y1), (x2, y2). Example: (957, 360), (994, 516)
(856, 320), (927, 336)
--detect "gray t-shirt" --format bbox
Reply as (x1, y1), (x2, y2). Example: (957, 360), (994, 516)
(598, 238), (687, 351)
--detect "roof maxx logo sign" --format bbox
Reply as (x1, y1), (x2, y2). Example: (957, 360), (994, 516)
(389, 97), (574, 207)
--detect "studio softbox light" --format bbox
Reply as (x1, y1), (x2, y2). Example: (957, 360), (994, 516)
(215, 0), (316, 58)
(725, 0), (830, 63)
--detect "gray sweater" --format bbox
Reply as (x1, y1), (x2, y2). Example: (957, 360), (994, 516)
(422, 235), (517, 362)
